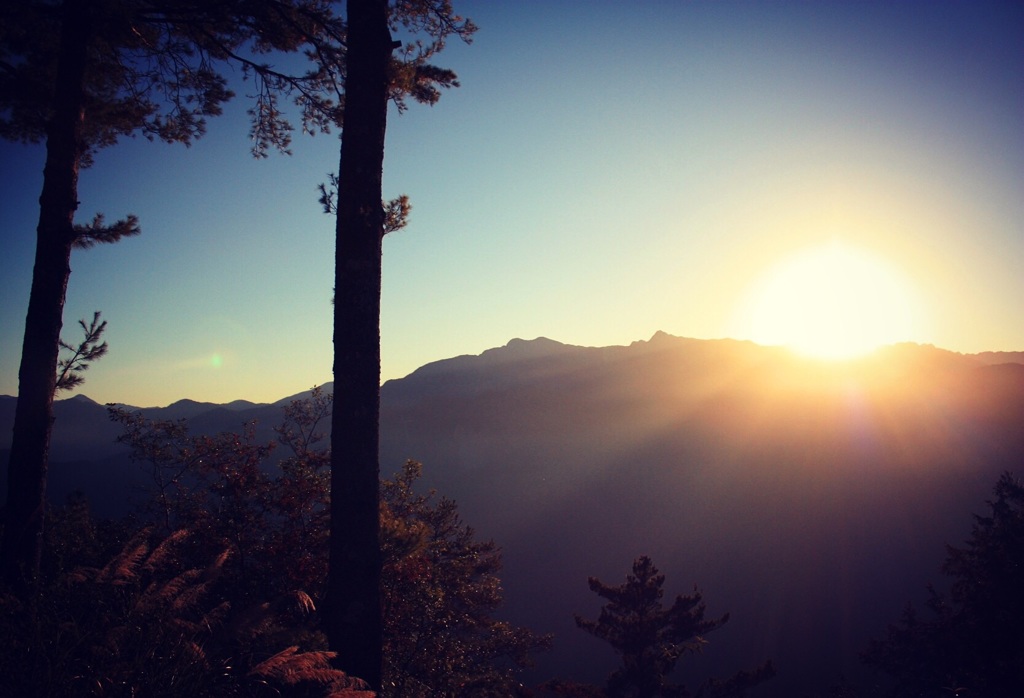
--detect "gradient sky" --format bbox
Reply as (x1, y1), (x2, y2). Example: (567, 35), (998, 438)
(2, 1), (1022, 407)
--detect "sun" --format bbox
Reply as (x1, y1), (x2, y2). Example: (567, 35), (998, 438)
(734, 242), (919, 360)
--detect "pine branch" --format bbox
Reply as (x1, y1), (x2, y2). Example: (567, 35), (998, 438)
(55, 311), (109, 394)
(317, 173), (339, 213)
(318, 174), (410, 234)
(73, 214), (141, 248)
(383, 195), (411, 234)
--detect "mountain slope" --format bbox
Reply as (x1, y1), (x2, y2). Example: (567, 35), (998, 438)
(378, 334), (1023, 692)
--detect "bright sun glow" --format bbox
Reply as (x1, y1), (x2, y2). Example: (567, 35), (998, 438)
(735, 242), (919, 360)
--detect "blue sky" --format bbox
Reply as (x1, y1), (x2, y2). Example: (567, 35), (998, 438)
(2, 1), (1022, 406)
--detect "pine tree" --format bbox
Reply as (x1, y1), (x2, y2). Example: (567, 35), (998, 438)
(581, 556), (727, 698)
(325, 1), (393, 687)
(0, 0), (330, 596)
(322, 1), (474, 689)
(863, 471), (1024, 697)
(555, 556), (774, 698)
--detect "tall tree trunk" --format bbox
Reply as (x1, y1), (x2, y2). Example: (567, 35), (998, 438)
(1, 0), (90, 595)
(325, 0), (392, 689)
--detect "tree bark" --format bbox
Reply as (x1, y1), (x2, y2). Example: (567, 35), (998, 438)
(1, 0), (89, 595)
(324, 0), (392, 689)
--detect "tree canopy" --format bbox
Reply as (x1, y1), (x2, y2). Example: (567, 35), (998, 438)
(863, 471), (1024, 697)
(0, 0), (343, 594)
(0, 0), (341, 158)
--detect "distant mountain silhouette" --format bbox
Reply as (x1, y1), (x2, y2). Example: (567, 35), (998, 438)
(2, 333), (1022, 694)
(147, 397), (268, 421)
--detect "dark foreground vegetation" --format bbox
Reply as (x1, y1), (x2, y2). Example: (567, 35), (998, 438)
(1, 390), (547, 697)
(1, 0), (475, 686)
(2, 387), (1021, 696)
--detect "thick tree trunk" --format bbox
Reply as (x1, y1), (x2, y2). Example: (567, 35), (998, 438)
(0, 0), (89, 594)
(324, 0), (392, 689)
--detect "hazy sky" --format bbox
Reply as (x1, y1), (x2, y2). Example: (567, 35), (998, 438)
(2, 1), (1022, 407)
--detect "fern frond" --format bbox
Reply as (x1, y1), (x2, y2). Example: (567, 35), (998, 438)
(326, 686), (377, 697)
(97, 529), (152, 584)
(136, 568), (201, 613)
(202, 601), (232, 632)
(228, 601), (275, 639)
(167, 616), (204, 636)
(250, 646), (374, 694)
(68, 566), (100, 584)
(111, 542), (149, 584)
(325, 679), (378, 695)
(249, 645), (301, 678)
(101, 624), (130, 656)
(142, 528), (190, 573)
(204, 548), (232, 579)
(292, 589), (317, 615)
(169, 578), (211, 613)
(182, 639), (207, 665)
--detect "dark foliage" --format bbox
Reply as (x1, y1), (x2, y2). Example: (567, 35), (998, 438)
(549, 556), (774, 698)
(0, 503), (368, 698)
(381, 460), (552, 695)
(863, 471), (1024, 697)
(100, 392), (550, 696)
(0, 0), (338, 159)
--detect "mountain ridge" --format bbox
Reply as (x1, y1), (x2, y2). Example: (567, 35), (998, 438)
(10, 333), (1017, 411)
